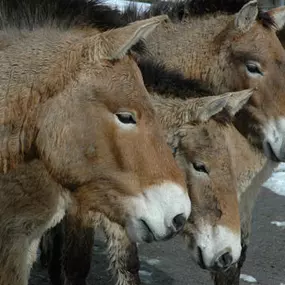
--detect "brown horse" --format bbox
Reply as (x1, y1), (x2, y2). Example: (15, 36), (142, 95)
(138, 0), (285, 162)
(39, 60), (256, 285)
(134, 1), (285, 283)
(35, 89), (251, 285)
(41, 0), (285, 284)
(0, 0), (194, 283)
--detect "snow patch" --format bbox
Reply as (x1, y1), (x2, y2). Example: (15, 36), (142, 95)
(139, 269), (152, 284)
(271, 221), (285, 228)
(240, 274), (257, 283)
(263, 163), (285, 197)
(104, 0), (150, 12)
(145, 258), (160, 266)
(139, 270), (152, 277)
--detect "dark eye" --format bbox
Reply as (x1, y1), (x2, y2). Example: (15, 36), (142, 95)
(245, 62), (263, 76)
(116, 112), (136, 124)
(192, 162), (209, 174)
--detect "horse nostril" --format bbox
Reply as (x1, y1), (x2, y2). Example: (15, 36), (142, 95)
(216, 251), (233, 268)
(172, 213), (186, 231)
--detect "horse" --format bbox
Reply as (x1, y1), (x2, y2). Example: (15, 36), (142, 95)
(39, 61), (260, 285)
(0, 0), (192, 283)
(126, 0), (285, 283)
(40, 0), (285, 284)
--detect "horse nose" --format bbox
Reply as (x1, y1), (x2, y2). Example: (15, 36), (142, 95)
(172, 213), (186, 232)
(214, 251), (233, 269)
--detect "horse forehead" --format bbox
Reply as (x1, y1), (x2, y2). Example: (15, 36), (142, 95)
(111, 55), (143, 78)
(235, 25), (285, 58)
(82, 61), (153, 111)
(181, 124), (227, 155)
(258, 32), (285, 61)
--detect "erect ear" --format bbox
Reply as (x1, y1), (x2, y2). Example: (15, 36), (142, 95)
(224, 88), (254, 116)
(193, 94), (232, 122)
(99, 15), (168, 60)
(267, 6), (285, 31)
(150, 93), (230, 128)
(234, 0), (258, 33)
(151, 89), (253, 129)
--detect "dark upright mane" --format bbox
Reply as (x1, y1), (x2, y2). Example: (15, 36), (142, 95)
(137, 58), (231, 125)
(122, 0), (276, 29)
(0, 0), (129, 30)
(148, 0), (250, 20)
(0, 0), (135, 30)
(137, 58), (213, 99)
(258, 10), (277, 29)
(0, 0), (148, 53)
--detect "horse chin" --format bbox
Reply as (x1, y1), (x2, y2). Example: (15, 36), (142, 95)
(190, 247), (233, 273)
(188, 224), (241, 272)
(263, 139), (283, 162)
(125, 217), (178, 243)
(125, 218), (155, 243)
(124, 181), (190, 243)
(263, 117), (285, 162)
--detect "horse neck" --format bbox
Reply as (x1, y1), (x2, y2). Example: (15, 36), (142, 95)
(228, 125), (277, 200)
(147, 13), (233, 92)
(0, 27), (88, 173)
(147, 12), (276, 178)
(234, 125), (278, 234)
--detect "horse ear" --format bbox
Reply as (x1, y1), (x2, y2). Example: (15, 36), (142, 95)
(152, 89), (253, 129)
(224, 89), (254, 117)
(267, 6), (285, 31)
(188, 89), (254, 121)
(235, 0), (258, 33)
(194, 94), (231, 122)
(100, 15), (168, 60)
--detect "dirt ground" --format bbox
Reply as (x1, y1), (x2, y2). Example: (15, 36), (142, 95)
(29, 187), (285, 285)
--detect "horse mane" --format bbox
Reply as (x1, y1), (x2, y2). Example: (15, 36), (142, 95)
(258, 10), (277, 29)
(137, 58), (213, 99)
(0, 0), (147, 53)
(0, 0), (126, 30)
(122, 0), (276, 29)
(0, 0), (148, 174)
(137, 57), (231, 125)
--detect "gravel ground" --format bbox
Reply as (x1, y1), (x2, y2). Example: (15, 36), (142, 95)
(29, 187), (285, 285)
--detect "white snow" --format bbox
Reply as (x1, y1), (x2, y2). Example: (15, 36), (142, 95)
(240, 274), (257, 283)
(139, 269), (152, 284)
(139, 270), (152, 277)
(271, 221), (285, 228)
(262, 163), (285, 197)
(103, 0), (150, 12)
(145, 258), (161, 266)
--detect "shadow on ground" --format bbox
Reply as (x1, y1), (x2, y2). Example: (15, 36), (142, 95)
(29, 236), (175, 285)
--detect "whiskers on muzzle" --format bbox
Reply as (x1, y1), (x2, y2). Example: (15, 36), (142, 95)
(125, 182), (191, 243)
(189, 224), (241, 272)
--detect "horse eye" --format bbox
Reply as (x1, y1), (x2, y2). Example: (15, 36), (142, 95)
(245, 62), (263, 75)
(115, 112), (136, 124)
(192, 162), (209, 174)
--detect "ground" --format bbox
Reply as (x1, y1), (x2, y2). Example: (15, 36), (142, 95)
(29, 185), (285, 285)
